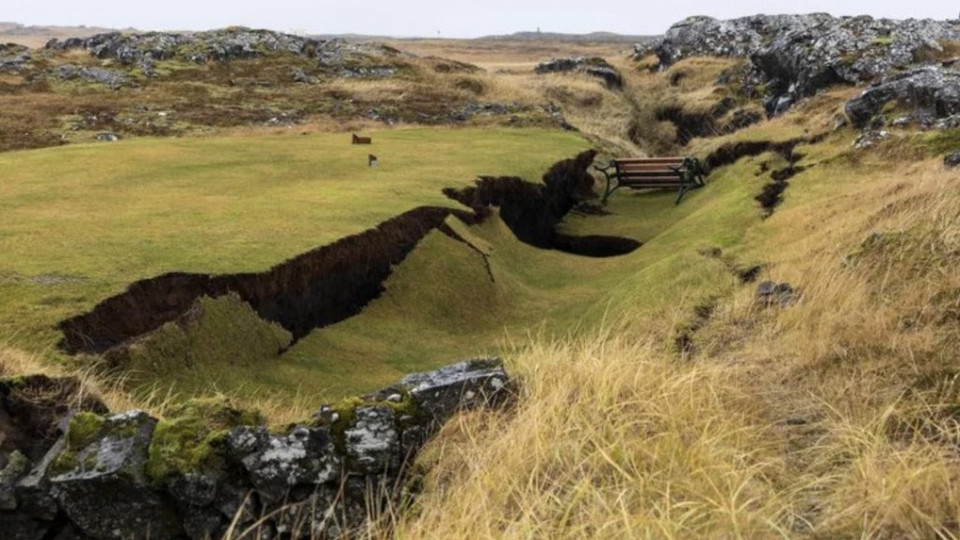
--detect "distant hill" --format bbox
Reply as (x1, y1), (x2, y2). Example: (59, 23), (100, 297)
(0, 22), (131, 48)
(314, 31), (658, 43)
(476, 31), (658, 43)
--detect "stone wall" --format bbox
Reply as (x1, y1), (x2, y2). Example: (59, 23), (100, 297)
(0, 358), (511, 539)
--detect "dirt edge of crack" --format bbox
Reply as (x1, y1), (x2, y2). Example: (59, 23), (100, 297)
(443, 149), (642, 258)
(59, 205), (478, 355)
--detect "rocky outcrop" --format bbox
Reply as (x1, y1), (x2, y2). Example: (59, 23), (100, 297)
(46, 28), (324, 64)
(651, 14), (960, 115)
(43, 29), (405, 78)
(54, 64), (128, 88)
(0, 43), (30, 72)
(535, 57), (623, 89)
(0, 359), (511, 539)
(845, 66), (960, 128)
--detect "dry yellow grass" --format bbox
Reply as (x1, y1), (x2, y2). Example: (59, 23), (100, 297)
(399, 334), (793, 539)
(383, 39), (631, 72)
(0, 345), (317, 426)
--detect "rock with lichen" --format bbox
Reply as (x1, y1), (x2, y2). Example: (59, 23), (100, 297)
(845, 66), (960, 128)
(48, 410), (181, 539)
(650, 14), (960, 115)
(535, 56), (623, 89)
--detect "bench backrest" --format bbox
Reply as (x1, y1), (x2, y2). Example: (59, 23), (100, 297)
(612, 157), (692, 184)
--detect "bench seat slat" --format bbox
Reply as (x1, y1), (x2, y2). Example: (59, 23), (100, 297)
(617, 172), (685, 178)
(622, 183), (686, 187)
(616, 165), (685, 172)
(614, 157), (685, 163)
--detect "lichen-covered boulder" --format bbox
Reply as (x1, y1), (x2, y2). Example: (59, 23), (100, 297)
(53, 64), (128, 88)
(396, 357), (510, 422)
(1, 358), (512, 538)
(228, 425), (340, 503)
(344, 405), (399, 474)
(653, 14), (960, 115)
(45, 28), (324, 64)
(846, 67), (960, 128)
(48, 410), (182, 539)
(0, 44), (30, 73)
(946, 150), (960, 168)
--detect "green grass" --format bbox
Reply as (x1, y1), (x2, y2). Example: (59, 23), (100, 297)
(0, 127), (590, 353)
(0, 119), (860, 410)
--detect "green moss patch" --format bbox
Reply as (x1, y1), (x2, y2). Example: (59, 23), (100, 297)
(146, 396), (263, 482)
(50, 411), (106, 476)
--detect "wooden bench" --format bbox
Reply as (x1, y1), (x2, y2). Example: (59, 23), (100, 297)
(594, 156), (706, 204)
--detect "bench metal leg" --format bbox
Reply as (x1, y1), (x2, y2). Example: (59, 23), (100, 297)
(600, 172), (620, 204)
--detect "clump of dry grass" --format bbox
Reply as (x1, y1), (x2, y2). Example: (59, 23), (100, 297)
(0, 346), (320, 425)
(397, 333), (795, 539)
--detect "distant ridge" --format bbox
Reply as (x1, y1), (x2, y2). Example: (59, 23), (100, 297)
(313, 31), (659, 43)
(476, 31), (659, 43)
(0, 22), (134, 48)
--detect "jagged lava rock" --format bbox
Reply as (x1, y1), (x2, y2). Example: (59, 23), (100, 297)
(535, 56), (623, 89)
(49, 410), (181, 539)
(653, 14), (960, 114)
(845, 66), (960, 128)
(945, 150), (960, 167)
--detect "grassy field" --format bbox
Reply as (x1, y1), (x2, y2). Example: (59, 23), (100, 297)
(0, 127), (588, 364)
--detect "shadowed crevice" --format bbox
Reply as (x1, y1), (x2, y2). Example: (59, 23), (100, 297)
(59, 206), (478, 355)
(443, 149), (642, 258)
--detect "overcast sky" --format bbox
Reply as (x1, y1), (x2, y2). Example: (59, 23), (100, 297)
(4, 1), (957, 38)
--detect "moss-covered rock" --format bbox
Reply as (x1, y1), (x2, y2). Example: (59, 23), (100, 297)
(146, 396), (263, 482)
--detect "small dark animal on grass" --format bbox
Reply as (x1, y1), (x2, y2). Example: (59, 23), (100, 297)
(352, 133), (372, 144)
(368, 154), (378, 167)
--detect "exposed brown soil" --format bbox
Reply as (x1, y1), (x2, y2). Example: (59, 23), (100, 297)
(704, 138), (804, 170)
(443, 149), (639, 257)
(675, 301), (716, 357)
(656, 105), (717, 146)
(59, 206), (477, 355)
(654, 100), (763, 147)
(0, 375), (108, 462)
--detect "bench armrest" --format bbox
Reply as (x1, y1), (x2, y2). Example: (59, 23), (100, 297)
(593, 160), (617, 173)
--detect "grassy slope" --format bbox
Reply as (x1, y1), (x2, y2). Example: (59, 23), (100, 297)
(0, 127), (589, 354)
(397, 109), (960, 539)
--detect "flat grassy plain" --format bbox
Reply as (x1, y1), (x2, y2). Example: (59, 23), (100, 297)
(0, 127), (588, 363)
